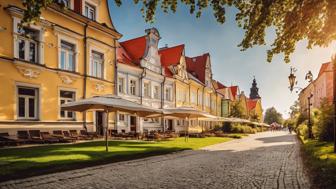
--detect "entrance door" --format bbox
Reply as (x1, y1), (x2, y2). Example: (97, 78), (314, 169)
(167, 119), (173, 131)
(130, 116), (136, 132)
(95, 111), (104, 136)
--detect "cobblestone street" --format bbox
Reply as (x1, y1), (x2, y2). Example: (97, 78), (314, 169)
(0, 131), (310, 189)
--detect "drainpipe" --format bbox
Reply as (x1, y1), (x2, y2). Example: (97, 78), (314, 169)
(114, 42), (118, 130)
(174, 81), (177, 107)
(188, 82), (191, 106)
(140, 68), (146, 104)
(161, 76), (166, 131)
(82, 23), (88, 131)
(161, 76), (166, 109)
(202, 86), (205, 111)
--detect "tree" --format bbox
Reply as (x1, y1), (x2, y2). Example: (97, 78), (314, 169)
(289, 100), (300, 118)
(314, 98), (334, 142)
(20, 0), (336, 63)
(250, 113), (260, 122)
(264, 107), (283, 124)
(230, 101), (247, 119)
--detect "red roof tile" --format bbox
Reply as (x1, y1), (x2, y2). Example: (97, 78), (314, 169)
(186, 53), (209, 84)
(247, 99), (258, 111)
(159, 44), (185, 77)
(229, 86), (238, 100)
(216, 81), (226, 89)
(119, 36), (147, 65)
(116, 43), (138, 67)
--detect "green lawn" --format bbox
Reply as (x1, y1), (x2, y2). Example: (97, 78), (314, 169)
(0, 137), (231, 181)
(300, 139), (336, 188)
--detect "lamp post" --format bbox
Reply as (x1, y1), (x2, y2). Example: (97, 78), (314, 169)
(288, 67), (314, 139)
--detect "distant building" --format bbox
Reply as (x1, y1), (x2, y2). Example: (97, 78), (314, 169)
(247, 77), (263, 122)
(250, 77), (261, 99)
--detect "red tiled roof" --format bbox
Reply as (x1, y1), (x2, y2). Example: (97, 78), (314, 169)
(159, 44), (185, 77)
(247, 99), (258, 111)
(216, 81), (226, 89)
(318, 62), (331, 77)
(229, 86), (238, 100)
(116, 43), (138, 67)
(119, 36), (147, 65)
(186, 53), (209, 83)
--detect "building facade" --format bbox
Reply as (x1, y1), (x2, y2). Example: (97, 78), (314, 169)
(116, 28), (177, 133)
(298, 62), (333, 115)
(0, 0), (121, 135)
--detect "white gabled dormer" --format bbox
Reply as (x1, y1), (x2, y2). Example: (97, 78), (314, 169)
(205, 55), (212, 88)
(140, 28), (163, 74)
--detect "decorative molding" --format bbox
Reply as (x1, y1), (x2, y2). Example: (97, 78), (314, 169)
(15, 64), (41, 79)
(57, 72), (79, 84)
(95, 82), (105, 92)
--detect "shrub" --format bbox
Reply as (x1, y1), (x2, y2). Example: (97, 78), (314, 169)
(230, 123), (255, 134)
(222, 122), (232, 132)
(313, 99), (334, 142)
(297, 122), (308, 140)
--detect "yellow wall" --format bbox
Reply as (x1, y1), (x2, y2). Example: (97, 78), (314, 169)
(0, 0), (119, 131)
(175, 80), (189, 107)
(189, 80), (203, 111)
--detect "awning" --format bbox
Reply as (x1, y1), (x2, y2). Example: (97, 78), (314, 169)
(61, 95), (162, 117)
(162, 107), (214, 119)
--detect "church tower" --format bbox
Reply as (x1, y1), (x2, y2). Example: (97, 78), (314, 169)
(250, 77), (261, 99)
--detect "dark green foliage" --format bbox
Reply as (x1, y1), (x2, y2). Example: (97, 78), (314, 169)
(314, 99), (334, 142)
(302, 140), (336, 189)
(264, 107), (283, 125)
(223, 123), (255, 134)
(230, 101), (247, 119)
(20, 0), (336, 63)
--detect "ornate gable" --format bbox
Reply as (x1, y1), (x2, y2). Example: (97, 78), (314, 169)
(204, 56), (212, 88)
(140, 28), (163, 74)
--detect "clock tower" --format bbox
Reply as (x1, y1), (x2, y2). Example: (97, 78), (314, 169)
(250, 76), (261, 99)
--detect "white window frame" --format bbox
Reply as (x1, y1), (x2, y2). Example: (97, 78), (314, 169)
(59, 40), (76, 72)
(165, 87), (172, 101)
(17, 86), (39, 120)
(144, 82), (151, 98)
(118, 76), (126, 94)
(153, 85), (160, 100)
(83, 0), (98, 21)
(90, 50), (104, 79)
(60, 0), (74, 9)
(59, 90), (76, 120)
(13, 17), (44, 64)
(129, 79), (137, 96)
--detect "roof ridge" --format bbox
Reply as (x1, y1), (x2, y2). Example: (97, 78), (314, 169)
(120, 35), (146, 44)
(158, 44), (185, 52)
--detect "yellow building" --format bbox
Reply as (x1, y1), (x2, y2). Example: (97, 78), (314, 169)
(247, 99), (263, 122)
(0, 0), (121, 135)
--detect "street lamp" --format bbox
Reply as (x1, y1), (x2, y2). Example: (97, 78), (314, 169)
(288, 67), (314, 139)
(305, 71), (313, 83)
(288, 67), (297, 92)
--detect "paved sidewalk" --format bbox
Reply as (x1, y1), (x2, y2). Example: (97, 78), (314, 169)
(0, 131), (310, 189)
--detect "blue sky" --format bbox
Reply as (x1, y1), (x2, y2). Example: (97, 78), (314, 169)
(109, 1), (336, 118)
